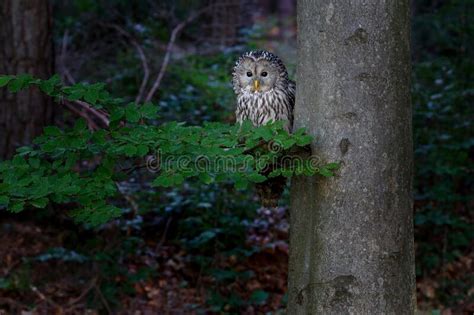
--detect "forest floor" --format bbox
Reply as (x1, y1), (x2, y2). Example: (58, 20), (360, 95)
(0, 209), (472, 314)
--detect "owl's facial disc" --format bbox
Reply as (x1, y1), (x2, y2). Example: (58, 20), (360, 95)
(238, 58), (278, 93)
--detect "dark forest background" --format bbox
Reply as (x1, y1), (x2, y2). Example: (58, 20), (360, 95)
(0, 0), (472, 313)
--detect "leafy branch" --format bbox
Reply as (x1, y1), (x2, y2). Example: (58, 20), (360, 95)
(0, 74), (338, 226)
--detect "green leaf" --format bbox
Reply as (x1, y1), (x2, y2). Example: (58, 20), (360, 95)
(255, 126), (273, 141)
(31, 198), (48, 208)
(152, 172), (184, 187)
(31, 182), (49, 198)
(319, 168), (334, 177)
(44, 126), (62, 136)
(173, 173), (185, 185)
(281, 138), (296, 149)
(9, 74), (34, 93)
(92, 129), (107, 145)
(28, 158), (41, 169)
(73, 118), (87, 131)
(39, 75), (60, 95)
(188, 229), (220, 247)
(325, 162), (340, 170)
(84, 88), (99, 105)
(239, 120), (253, 134)
(8, 78), (25, 93)
(109, 108), (125, 122)
(247, 172), (267, 183)
(16, 146), (34, 156)
(136, 144), (148, 157)
(235, 177), (248, 189)
(152, 175), (173, 187)
(122, 144), (137, 157)
(0, 196), (9, 206)
(125, 105), (140, 123)
(296, 135), (312, 146)
(140, 103), (158, 119)
(294, 127), (307, 136)
(281, 168), (293, 177)
(199, 173), (213, 184)
(0, 75), (14, 87)
(64, 86), (84, 101)
(70, 204), (122, 227)
(268, 169), (282, 178)
(10, 201), (25, 213)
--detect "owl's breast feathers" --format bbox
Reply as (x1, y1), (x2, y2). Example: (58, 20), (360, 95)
(236, 80), (295, 132)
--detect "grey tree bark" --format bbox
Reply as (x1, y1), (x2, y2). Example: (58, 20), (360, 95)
(288, 1), (415, 314)
(0, 0), (54, 158)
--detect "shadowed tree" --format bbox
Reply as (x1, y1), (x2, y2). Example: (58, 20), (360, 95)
(288, 1), (415, 313)
(0, 0), (54, 158)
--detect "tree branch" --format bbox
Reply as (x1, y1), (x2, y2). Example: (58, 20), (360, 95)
(64, 101), (99, 131)
(104, 23), (150, 104)
(144, 6), (211, 102)
(58, 29), (110, 129)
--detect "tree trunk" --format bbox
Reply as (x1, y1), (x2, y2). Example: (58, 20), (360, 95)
(0, 0), (54, 158)
(288, 1), (415, 314)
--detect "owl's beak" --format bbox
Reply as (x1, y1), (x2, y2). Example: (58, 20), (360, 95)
(253, 79), (260, 92)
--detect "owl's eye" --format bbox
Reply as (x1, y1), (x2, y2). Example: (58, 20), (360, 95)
(246, 71), (253, 77)
(261, 71), (268, 77)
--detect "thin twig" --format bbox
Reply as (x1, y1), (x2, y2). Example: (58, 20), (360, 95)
(60, 30), (77, 85)
(144, 6), (211, 102)
(61, 30), (68, 58)
(156, 217), (172, 250)
(95, 284), (112, 314)
(118, 163), (149, 175)
(74, 100), (110, 127)
(30, 285), (63, 311)
(58, 29), (110, 128)
(115, 182), (139, 216)
(66, 277), (98, 308)
(64, 101), (99, 131)
(105, 23), (150, 104)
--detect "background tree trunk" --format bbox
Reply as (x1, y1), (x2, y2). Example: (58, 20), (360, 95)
(0, 0), (54, 158)
(288, 1), (415, 313)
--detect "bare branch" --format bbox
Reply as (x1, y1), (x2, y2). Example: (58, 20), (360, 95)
(115, 182), (139, 216)
(144, 6), (211, 102)
(66, 277), (98, 309)
(60, 30), (77, 85)
(74, 100), (110, 127)
(95, 284), (112, 314)
(30, 285), (62, 311)
(64, 101), (99, 131)
(105, 23), (150, 104)
(62, 99), (110, 131)
(58, 29), (110, 128)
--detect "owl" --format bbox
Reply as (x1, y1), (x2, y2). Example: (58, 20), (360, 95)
(232, 50), (296, 207)
(232, 50), (295, 132)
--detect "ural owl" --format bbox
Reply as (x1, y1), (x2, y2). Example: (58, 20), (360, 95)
(232, 50), (295, 132)
(232, 50), (296, 207)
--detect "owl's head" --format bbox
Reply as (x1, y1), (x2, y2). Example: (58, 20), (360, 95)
(232, 50), (289, 95)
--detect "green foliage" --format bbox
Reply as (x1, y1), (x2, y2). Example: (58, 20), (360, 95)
(0, 75), (337, 227)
